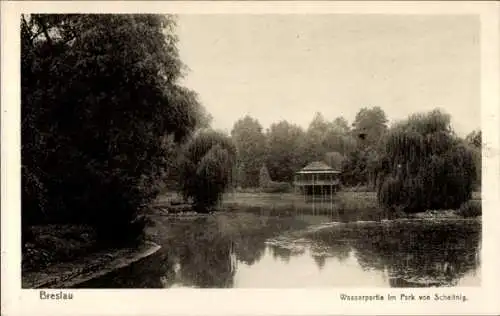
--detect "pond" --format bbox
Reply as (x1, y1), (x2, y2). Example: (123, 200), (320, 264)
(77, 213), (481, 288)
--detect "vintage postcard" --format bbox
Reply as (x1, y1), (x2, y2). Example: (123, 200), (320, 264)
(2, 1), (499, 315)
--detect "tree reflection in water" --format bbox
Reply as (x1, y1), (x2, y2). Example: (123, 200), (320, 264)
(149, 217), (236, 288)
(80, 213), (313, 288)
(349, 221), (481, 287)
(234, 236), (267, 265)
(313, 256), (326, 270)
(76, 214), (481, 288)
(307, 230), (351, 265)
(76, 217), (236, 288)
(269, 245), (293, 263)
(299, 220), (481, 287)
(176, 236), (235, 288)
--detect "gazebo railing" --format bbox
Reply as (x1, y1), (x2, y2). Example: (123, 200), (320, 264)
(293, 180), (340, 186)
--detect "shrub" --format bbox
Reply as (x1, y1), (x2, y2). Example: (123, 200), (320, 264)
(261, 181), (292, 193)
(457, 200), (482, 218)
(324, 151), (345, 170)
(336, 192), (379, 211)
(259, 165), (272, 188)
(22, 225), (97, 272)
(342, 185), (373, 192)
(258, 164), (292, 193)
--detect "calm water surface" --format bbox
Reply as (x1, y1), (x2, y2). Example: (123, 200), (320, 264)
(78, 212), (481, 288)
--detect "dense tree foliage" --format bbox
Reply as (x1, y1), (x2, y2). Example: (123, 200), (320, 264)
(465, 130), (482, 190)
(466, 130), (482, 148)
(265, 121), (305, 182)
(351, 106), (388, 147)
(228, 110), (384, 187)
(339, 107), (388, 187)
(341, 146), (381, 188)
(330, 117), (358, 156)
(256, 114), (360, 184)
(225, 105), (478, 200)
(324, 151), (345, 170)
(377, 109), (476, 213)
(332, 116), (351, 134)
(301, 113), (358, 164)
(231, 116), (267, 188)
(301, 112), (332, 162)
(21, 14), (207, 245)
(179, 130), (237, 212)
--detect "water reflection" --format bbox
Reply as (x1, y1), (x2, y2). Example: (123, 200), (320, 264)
(349, 221), (481, 287)
(77, 214), (481, 288)
(311, 256), (323, 269)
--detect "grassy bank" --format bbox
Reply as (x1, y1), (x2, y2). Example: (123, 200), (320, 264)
(153, 190), (481, 222)
(227, 187), (481, 200)
(221, 190), (482, 221)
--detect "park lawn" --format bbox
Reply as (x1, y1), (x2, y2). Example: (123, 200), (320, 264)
(221, 191), (384, 221)
(154, 190), (481, 219)
(220, 190), (482, 220)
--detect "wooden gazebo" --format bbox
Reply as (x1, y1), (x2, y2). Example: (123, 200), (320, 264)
(293, 161), (341, 201)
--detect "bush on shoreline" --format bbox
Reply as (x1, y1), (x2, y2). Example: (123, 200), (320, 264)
(261, 182), (292, 193)
(457, 200), (482, 218)
(219, 191), (482, 220)
(22, 225), (98, 272)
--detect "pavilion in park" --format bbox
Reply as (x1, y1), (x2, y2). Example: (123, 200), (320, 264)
(293, 161), (341, 201)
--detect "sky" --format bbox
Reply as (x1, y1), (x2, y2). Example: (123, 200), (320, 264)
(176, 14), (480, 137)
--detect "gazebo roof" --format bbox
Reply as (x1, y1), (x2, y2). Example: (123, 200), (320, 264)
(297, 161), (340, 174)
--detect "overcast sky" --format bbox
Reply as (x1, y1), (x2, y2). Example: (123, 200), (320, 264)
(176, 14), (480, 137)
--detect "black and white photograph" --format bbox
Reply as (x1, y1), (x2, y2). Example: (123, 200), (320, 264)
(2, 1), (500, 315)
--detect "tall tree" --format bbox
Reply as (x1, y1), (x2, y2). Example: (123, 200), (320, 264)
(265, 121), (305, 182)
(340, 107), (387, 187)
(352, 106), (388, 147)
(230, 116), (267, 187)
(332, 116), (350, 134)
(324, 151), (345, 170)
(301, 113), (357, 163)
(302, 112), (331, 162)
(21, 14), (205, 244)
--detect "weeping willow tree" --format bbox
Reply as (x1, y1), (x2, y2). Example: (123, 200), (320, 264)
(377, 109), (476, 213)
(179, 130), (237, 212)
